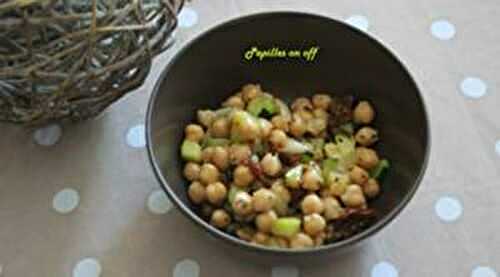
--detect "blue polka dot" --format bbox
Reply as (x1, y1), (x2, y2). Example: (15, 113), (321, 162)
(126, 124), (146, 148)
(472, 266), (497, 277)
(34, 124), (62, 146)
(372, 262), (398, 277)
(346, 15), (370, 31)
(461, 77), (487, 99)
(73, 258), (101, 277)
(173, 259), (199, 277)
(178, 7), (198, 28)
(431, 19), (456, 40)
(435, 196), (463, 222)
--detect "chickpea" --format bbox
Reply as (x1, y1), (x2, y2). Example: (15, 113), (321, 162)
(312, 94), (332, 110)
(255, 210), (278, 233)
(356, 147), (379, 169)
(258, 118), (273, 138)
(201, 147), (215, 163)
(232, 191), (253, 215)
(303, 213), (326, 236)
(236, 227), (256, 241)
(211, 117), (230, 138)
(340, 185), (367, 208)
(289, 114), (307, 138)
(252, 188), (276, 212)
(312, 108), (329, 120)
(306, 117), (327, 136)
(289, 233), (314, 249)
(183, 162), (201, 181)
(223, 95), (245, 109)
(269, 129), (288, 149)
(199, 163), (220, 184)
(271, 180), (291, 203)
(197, 110), (216, 128)
(301, 194), (325, 215)
(355, 127), (379, 147)
(233, 165), (255, 187)
(302, 167), (322, 191)
(297, 110), (313, 122)
(241, 83), (262, 102)
(349, 165), (369, 185)
(319, 187), (331, 198)
(322, 196), (345, 221)
(326, 172), (350, 196)
(231, 111), (261, 141)
(267, 236), (289, 248)
(229, 144), (251, 164)
(314, 231), (327, 246)
(211, 209), (231, 228)
(291, 97), (313, 111)
(205, 182), (227, 205)
(212, 146), (229, 170)
(271, 115), (290, 132)
(187, 181), (206, 204)
(185, 124), (204, 142)
(252, 232), (270, 245)
(353, 100), (375, 124)
(363, 178), (381, 199)
(260, 153), (282, 177)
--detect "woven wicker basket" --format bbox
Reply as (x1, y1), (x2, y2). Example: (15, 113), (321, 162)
(0, 0), (184, 125)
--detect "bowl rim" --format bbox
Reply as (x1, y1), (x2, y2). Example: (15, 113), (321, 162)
(146, 11), (431, 255)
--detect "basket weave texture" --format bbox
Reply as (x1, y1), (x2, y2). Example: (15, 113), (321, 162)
(0, 0), (184, 125)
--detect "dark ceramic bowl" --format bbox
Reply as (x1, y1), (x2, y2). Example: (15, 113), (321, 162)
(146, 12), (430, 259)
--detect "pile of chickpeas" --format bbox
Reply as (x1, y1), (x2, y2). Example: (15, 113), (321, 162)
(180, 83), (385, 249)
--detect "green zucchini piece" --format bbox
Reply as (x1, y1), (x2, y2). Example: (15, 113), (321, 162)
(322, 158), (339, 180)
(370, 159), (390, 180)
(203, 137), (230, 147)
(181, 140), (202, 162)
(247, 96), (279, 117)
(271, 217), (301, 238)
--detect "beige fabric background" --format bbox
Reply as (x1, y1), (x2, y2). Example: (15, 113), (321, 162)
(1, 0), (499, 276)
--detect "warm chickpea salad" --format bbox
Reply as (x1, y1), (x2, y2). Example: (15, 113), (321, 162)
(179, 84), (390, 249)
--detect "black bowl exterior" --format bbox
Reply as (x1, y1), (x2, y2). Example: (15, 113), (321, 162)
(146, 12), (430, 258)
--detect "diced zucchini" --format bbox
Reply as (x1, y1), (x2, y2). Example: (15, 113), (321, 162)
(370, 159), (390, 180)
(247, 96), (279, 117)
(300, 153), (313, 163)
(181, 140), (202, 162)
(203, 137), (230, 147)
(271, 217), (301, 238)
(322, 158), (339, 180)
(310, 138), (325, 160)
(324, 135), (356, 171)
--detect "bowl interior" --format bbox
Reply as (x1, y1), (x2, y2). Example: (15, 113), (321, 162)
(147, 12), (429, 252)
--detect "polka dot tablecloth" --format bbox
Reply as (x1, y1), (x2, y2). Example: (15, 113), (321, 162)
(0, 0), (499, 276)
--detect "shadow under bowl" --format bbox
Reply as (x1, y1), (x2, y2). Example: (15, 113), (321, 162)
(146, 11), (430, 260)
